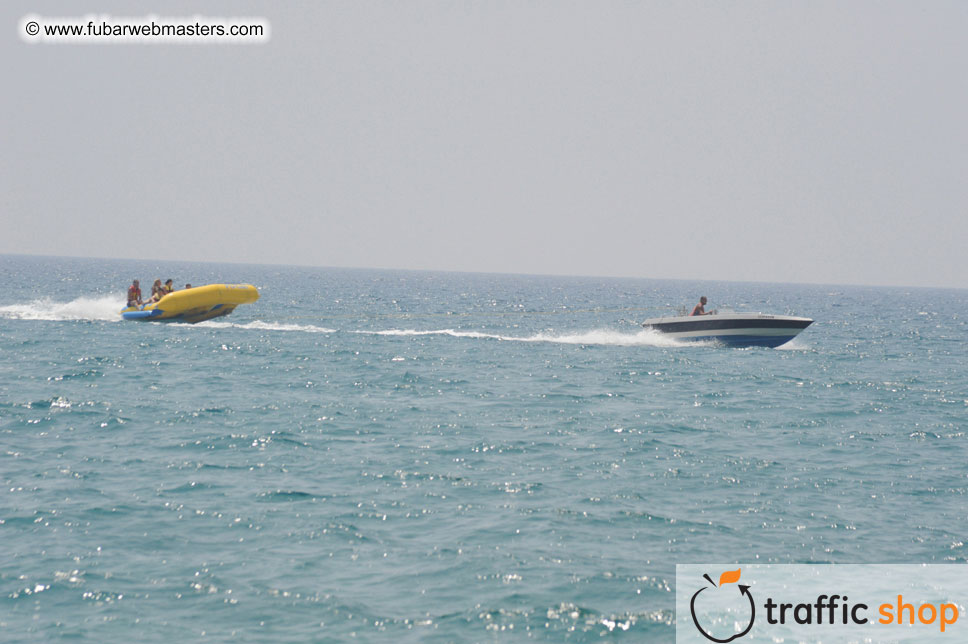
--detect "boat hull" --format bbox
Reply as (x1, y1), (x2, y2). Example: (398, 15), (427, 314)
(642, 314), (812, 348)
(120, 284), (259, 323)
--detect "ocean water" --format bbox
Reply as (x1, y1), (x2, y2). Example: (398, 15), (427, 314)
(1, 254), (966, 642)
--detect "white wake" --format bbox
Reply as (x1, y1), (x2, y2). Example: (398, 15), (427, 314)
(0, 296), (124, 321)
(194, 320), (338, 334)
(0, 300), (694, 349)
(358, 327), (688, 347)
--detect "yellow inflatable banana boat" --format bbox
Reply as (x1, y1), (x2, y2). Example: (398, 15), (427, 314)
(121, 284), (259, 323)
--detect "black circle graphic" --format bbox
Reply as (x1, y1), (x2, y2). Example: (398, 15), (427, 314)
(689, 584), (756, 643)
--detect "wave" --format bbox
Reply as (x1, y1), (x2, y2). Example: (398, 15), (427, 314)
(194, 320), (338, 334)
(0, 296), (124, 321)
(359, 328), (689, 347)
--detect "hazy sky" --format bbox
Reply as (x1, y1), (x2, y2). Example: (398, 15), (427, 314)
(4, 1), (967, 288)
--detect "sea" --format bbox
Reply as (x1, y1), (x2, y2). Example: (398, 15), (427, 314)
(1, 254), (965, 642)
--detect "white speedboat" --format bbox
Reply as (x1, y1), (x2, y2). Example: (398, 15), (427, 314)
(641, 313), (813, 348)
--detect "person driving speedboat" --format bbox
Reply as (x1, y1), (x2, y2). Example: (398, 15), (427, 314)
(690, 296), (716, 316)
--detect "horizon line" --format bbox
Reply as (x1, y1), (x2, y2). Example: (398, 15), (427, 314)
(1, 251), (964, 293)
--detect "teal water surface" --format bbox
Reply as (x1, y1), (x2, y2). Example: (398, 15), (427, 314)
(1, 255), (966, 642)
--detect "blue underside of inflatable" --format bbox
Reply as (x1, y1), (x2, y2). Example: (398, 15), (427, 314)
(121, 309), (163, 321)
(121, 304), (229, 323)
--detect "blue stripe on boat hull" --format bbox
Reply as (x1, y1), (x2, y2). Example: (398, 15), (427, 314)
(675, 334), (799, 348)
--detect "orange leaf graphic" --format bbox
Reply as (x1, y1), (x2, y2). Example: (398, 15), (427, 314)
(718, 569), (741, 586)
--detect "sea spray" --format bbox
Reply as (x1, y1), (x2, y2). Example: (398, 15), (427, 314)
(0, 295), (124, 321)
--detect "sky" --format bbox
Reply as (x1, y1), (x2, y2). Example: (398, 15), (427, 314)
(3, 1), (967, 288)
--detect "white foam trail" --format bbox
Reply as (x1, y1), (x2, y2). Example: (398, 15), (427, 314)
(776, 338), (812, 351)
(524, 328), (688, 347)
(365, 328), (500, 340)
(0, 296), (124, 321)
(194, 320), (337, 334)
(359, 328), (689, 347)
